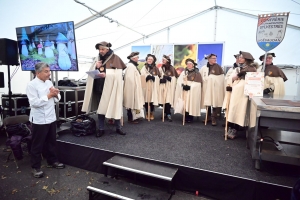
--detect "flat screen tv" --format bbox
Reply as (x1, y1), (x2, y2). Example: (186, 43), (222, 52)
(16, 21), (79, 71)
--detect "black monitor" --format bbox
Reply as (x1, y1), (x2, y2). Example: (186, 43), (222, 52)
(16, 21), (79, 71)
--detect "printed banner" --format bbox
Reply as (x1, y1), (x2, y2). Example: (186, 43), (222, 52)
(256, 12), (289, 52)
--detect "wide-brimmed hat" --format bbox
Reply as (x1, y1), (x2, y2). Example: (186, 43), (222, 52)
(205, 53), (217, 59)
(127, 52), (139, 59)
(185, 58), (197, 66)
(259, 53), (276, 61)
(239, 51), (254, 61)
(162, 55), (171, 63)
(95, 41), (112, 50)
(145, 54), (157, 63)
(234, 54), (240, 58)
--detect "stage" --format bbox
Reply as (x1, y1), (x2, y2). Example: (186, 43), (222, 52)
(56, 110), (299, 200)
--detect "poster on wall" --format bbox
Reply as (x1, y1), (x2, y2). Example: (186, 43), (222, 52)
(197, 43), (224, 69)
(131, 45), (151, 70)
(152, 44), (174, 68)
(174, 44), (197, 75)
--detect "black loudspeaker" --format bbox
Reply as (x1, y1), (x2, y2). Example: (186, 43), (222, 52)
(0, 72), (4, 88)
(0, 38), (19, 66)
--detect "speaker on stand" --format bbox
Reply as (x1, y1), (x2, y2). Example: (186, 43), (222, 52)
(0, 38), (20, 117)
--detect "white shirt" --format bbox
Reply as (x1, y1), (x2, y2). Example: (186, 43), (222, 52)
(26, 77), (60, 124)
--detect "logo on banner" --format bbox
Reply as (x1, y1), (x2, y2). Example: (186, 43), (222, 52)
(256, 12), (289, 51)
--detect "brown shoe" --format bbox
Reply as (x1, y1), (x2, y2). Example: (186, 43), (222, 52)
(211, 117), (217, 126)
(150, 112), (154, 120)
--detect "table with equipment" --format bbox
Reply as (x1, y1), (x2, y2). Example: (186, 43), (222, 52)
(248, 95), (300, 169)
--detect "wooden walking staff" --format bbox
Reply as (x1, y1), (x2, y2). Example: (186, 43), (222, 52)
(147, 82), (150, 122)
(224, 91), (231, 141)
(162, 84), (166, 122)
(205, 106), (208, 125)
(183, 76), (187, 125)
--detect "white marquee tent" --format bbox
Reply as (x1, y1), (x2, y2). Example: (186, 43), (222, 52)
(0, 0), (300, 96)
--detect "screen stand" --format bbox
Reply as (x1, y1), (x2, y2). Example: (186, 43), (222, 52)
(55, 71), (59, 120)
(51, 71), (59, 120)
(7, 65), (13, 116)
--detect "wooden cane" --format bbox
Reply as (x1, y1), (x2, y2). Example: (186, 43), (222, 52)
(183, 77), (187, 125)
(162, 84), (166, 122)
(205, 106), (208, 126)
(147, 82), (150, 122)
(225, 90), (232, 140)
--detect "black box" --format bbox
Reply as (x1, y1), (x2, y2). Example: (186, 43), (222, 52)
(1, 94), (29, 109)
(0, 38), (19, 66)
(59, 89), (85, 102)
(59, 101), (84, 119)
(2, 107), (31, 119)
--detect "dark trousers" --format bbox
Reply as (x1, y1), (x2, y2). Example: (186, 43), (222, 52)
(31, 121), (57, 169)
(228, 122), (241, 130)
(144, 102), (154, 112)
(127, 109), (133, 121)
(164, 103), (171, 115)
(185, 112), (194, 121)
(98, 114), (121, 130)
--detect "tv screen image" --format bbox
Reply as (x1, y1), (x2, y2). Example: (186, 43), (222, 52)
(16, 21), (78, 71)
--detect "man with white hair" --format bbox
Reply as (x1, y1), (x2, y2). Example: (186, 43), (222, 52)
(26, 62), (65, 178)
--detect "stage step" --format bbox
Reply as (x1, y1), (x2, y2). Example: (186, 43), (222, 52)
(87, 176), (171, 200)
(103, 155), (178, 182)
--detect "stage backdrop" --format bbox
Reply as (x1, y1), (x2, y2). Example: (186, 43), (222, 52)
(197, 43), (224, 69)
(131, 43), (224, 74)
(151, 44), (174, 68)
(174, 44), (197, 75)
(131, 45), (151, 70)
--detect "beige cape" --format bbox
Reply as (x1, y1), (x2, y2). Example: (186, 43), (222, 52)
(174, 72), (202, 116)
(222, 67), (240, 109)
(140, 66), (160, 105)
(158, 67), (177, 107)
(200, 66), (225, 108)
(123, 62), (145, 110)
(227, 79), (249, 126)
(82, 57), (124, 120)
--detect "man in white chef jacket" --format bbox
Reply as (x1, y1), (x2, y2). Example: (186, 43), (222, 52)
(26, 62), (65, 178)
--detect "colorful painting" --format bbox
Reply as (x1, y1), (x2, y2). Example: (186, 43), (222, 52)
(197, 43), (224, 69)
(174, 44), (197, 75)
(131, 45), (151, 70)
(151, 44), (174, 68)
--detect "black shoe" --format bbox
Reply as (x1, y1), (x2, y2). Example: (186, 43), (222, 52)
(47, 162), (65, 169)
(32, 168), (44, 178)
(167, 115), (172, 122)
(96, 130), (105, 137)
(116, 129), (126, 135)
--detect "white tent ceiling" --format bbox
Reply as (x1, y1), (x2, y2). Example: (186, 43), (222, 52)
(0, 0), (300, 94)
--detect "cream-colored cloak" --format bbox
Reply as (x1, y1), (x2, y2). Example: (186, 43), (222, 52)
(174, 72), (202, 116)
(140, 66), (160, 106)
(227, 79), (249, 127)
(123, 62), (144, 110)
(82, 55), (124, 120)
(200, 66), (224, 108)
(158, 68), (177, 107)
(222, 67), (240, 109)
